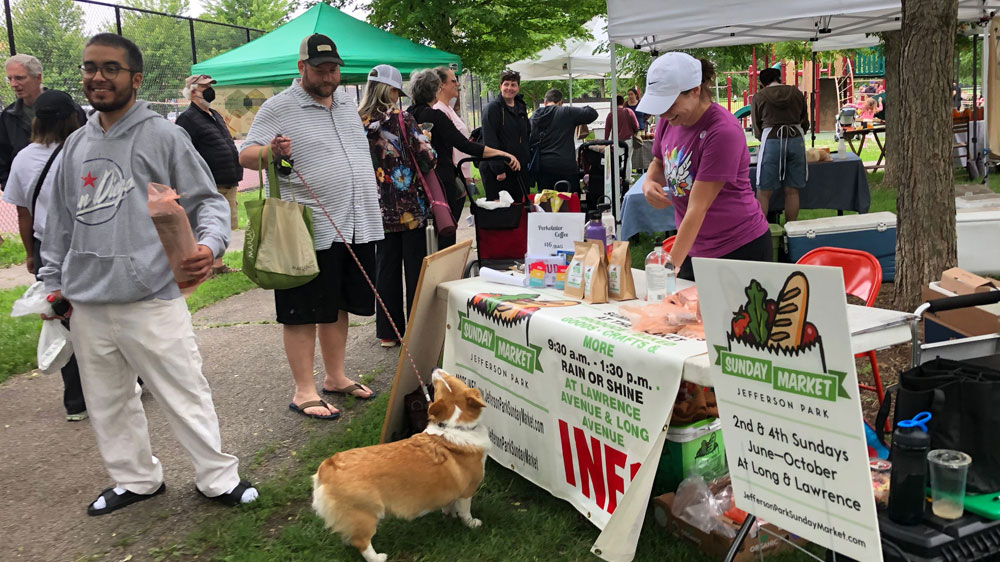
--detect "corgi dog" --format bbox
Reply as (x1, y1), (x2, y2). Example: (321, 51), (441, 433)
(312, 369), (489, 562)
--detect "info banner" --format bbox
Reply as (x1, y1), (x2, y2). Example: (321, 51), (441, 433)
(693, 258), (882, 561)
(440, 278), (706, 537)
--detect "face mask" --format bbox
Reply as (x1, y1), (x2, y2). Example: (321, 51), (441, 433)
(201, 87), (216, 103)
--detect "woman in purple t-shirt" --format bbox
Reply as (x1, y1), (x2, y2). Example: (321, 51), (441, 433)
(638, 53), (770, 281)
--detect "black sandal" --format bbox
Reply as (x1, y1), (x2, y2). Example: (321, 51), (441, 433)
(87, 482), (166, 516)
(198, 479), (256, 507)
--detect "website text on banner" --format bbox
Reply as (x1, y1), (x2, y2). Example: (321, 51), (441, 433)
(441, 278), (706, 529)
(693, 258), (882, 561)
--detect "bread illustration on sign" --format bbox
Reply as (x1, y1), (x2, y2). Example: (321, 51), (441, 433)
(726, 272), (827, 373)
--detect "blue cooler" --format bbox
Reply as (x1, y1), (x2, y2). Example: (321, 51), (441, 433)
(784, 212), (897, 281)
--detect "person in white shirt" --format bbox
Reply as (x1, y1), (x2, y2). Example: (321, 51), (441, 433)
(1, 89), (88, 422)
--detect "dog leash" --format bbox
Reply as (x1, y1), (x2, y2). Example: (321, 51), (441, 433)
(289, 167), (432, 403)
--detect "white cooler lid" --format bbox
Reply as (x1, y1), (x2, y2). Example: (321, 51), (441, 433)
(957, 206), (1000, 222)
(784, 211), (897, 236)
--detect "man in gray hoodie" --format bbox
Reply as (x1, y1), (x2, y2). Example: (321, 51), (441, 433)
(39, 33), (258, 516)
(529, 89), (597, 192)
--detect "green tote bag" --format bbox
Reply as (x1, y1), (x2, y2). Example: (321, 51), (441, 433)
(242, 148), (320, 290)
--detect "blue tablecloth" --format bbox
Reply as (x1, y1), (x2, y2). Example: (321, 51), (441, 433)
(619, 153), (870, 240)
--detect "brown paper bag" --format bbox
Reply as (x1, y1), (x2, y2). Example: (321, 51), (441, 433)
(563, 240), (591, 299)
(608, 241), (636, 301)
(583, 241), (608, 304)
(148, 182), (201, 295)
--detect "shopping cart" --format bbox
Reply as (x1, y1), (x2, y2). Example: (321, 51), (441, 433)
(461, 156), (532, 277)
(577, 139), (631, 217)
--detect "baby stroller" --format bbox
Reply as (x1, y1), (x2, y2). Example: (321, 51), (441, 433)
(577, 139), (631, 218)
(461, 156), (532, 277)
(834, 106), (857, 140)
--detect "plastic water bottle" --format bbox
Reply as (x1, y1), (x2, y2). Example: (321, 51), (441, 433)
(601, 204), (617, 249)
(645, 241), (674, 301)
(837, 136), (847, 160)
(584, 209), (607, 248)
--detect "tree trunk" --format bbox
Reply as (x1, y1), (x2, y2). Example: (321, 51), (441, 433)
(893, 0), (959, 311)
(882, 30), (903, 188)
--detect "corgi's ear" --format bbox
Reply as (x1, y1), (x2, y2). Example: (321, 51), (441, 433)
(428, 400), (448, 421)
(464, 388), (486, 410)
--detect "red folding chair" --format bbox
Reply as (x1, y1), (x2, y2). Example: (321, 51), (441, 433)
(796, 247), (886, 407)
(661, 235), (676, 253)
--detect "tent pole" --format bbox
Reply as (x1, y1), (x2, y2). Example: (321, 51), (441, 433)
(569, 58), (574, 107)
(973, 32), (980, 175)
(811, 51), (817, 148)
(610, 41), (621, 223)
(983, 29), (991, 184)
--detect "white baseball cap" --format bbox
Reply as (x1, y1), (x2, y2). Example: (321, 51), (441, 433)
(635, 52), (703, 115)
(367, 64), (406, 95)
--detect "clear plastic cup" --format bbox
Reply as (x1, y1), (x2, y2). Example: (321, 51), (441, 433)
(927, 449), (972, 519)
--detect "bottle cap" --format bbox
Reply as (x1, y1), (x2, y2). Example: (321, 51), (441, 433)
(893, 426), (930, 448)
(653, 238), (663, 246)
(587, 209), (601, 221)
(46, 294), (55, 302)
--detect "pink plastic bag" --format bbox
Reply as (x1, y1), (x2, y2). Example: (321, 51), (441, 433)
(148, 182), (202, 295)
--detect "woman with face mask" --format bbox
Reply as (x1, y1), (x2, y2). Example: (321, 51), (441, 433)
(639, 53), (771, 281)
(175, 74), (241, 276)
(431, 66), (473, 186)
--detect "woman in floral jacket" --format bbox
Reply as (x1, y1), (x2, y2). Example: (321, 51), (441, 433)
(359, 65), (437, 347)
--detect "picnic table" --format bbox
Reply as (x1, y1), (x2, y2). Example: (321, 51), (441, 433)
(842, 124), (886, 172)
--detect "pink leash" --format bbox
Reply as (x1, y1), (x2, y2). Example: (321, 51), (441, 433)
(290, 168), (432, 403)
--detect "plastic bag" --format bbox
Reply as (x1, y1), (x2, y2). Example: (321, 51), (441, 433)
(38, 319), (72, 374)
(10, 281), (52, 317)
(671, 475), (736, 539)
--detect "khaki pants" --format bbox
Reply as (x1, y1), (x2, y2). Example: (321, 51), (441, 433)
(70, 298), (241, 496)
(217, 185), (238, 230)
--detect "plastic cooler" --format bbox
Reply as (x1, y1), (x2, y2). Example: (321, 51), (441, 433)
(784, 211), (897, 281)
(653, 418), (726, 495)
(956, 207), (1000, 273)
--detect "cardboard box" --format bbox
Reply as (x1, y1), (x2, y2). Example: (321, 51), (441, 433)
(921, 284), (1000, 341)
(938, 267), (1000, 295)
(651, 493), (808, 562)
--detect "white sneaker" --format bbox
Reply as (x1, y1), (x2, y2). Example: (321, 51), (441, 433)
(66, 411), (88, 422)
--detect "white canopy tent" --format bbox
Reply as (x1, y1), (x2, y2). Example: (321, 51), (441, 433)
(811, 33), (880, 52)
(509, 17), (612, 104)
(590, 2), (1000, 560)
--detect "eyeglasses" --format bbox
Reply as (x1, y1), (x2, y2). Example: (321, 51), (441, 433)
(79, 63), (134, 79)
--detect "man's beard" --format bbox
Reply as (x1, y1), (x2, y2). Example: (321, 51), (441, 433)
(302, 77), (337, 99)
(87, 85), (134, 112)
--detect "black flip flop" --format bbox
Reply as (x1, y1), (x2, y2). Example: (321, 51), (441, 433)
(288, 399), (340, 420)
(87, 482), (166, 516)
(321, 383), (377, 401)
(197, 479), (257, 507)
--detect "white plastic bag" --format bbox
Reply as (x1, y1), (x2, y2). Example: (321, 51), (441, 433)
(37, 319), (73, 374)
(10, 281), (52, 317)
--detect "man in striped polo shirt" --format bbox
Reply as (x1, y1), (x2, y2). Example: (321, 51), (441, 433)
(240, 34), (382, 420)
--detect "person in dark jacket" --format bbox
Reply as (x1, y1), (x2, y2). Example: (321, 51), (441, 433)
(0, 54), (85, 186)
(407, 69), (520, 248)
(176, 74), (241, 275)
(480, 69), (530, 201)
(750, 67), (809, 221)
(529, 88), (597, 192)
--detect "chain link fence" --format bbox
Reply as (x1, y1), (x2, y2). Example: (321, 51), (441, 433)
(0, 0), (263, 234)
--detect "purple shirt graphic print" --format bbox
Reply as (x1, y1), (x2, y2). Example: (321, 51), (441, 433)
(651, 103), (768, 258)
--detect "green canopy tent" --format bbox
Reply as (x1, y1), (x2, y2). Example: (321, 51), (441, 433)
(190, 3), (461, 85)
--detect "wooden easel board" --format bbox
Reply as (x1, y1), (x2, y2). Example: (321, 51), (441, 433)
(379, 239), (472, 443)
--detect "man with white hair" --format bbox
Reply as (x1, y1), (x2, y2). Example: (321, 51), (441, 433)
(1, 54), (45, 185)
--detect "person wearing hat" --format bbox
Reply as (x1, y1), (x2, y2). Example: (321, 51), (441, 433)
(358, 64), (436, 347)
(2, 88), (87, 422)
(240, 34), (381, 421)
(639, 52), (771, 281)
(175, 73), (241, 276)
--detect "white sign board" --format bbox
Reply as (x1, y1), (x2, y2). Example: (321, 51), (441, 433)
(526, 212), (585, 255)
(693, 258), (882, 561)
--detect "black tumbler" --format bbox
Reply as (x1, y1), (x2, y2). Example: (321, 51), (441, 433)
(887, 426), (930, 524)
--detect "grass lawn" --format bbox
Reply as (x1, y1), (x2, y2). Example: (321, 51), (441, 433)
(0, 251), (255, 383)
(0, 233), (26, 268)
(153, 392), (821, 562)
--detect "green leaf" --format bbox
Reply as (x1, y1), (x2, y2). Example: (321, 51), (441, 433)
(745, 279), (768, 345)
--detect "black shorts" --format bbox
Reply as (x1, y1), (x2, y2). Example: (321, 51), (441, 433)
(678, 229), (773, 281)
(274, 241), (376, 325)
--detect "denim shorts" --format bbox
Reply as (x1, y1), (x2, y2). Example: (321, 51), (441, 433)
(757, 136), (806, 190)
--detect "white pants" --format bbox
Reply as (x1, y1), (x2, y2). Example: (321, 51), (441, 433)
(70, 298), (240, 496)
